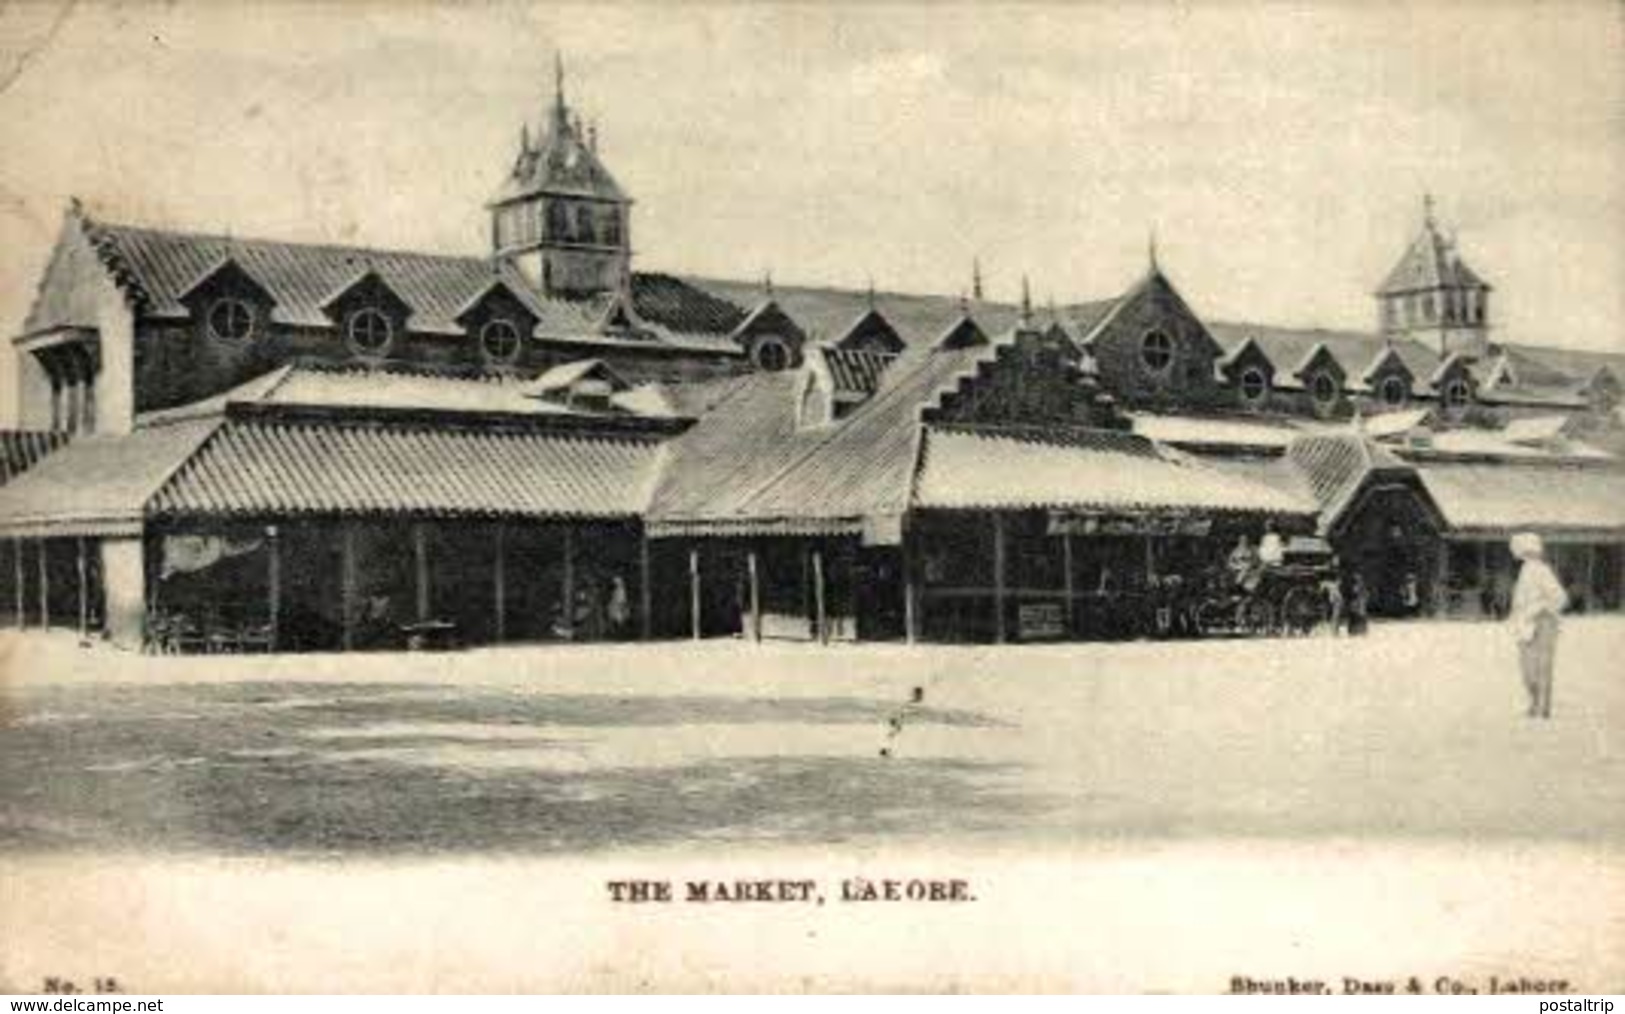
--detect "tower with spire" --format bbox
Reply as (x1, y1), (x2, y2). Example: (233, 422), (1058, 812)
(1375, 195), (1492, 359)
(488, 53), (632, 299)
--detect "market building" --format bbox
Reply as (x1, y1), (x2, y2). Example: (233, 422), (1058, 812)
(2, 65), (1621, 651)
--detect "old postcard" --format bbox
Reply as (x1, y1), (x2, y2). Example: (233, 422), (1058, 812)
(1, 0), (1622, 995)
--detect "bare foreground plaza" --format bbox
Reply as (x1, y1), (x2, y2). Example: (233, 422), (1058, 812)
(3, 619), (1623, 992)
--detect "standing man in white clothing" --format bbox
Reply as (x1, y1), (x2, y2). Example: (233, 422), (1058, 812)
(1509, 532), (1568, 719)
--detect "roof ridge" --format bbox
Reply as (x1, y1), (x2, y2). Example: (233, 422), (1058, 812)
(87, 216), (494, 268)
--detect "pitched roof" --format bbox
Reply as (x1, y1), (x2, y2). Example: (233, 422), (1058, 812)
(682, 276), (1039, 350)
(490, 96), (625, 205)
(140, 362), (680, 424)
(150, 418), (663, 520)
(817, 346), (898, 397)
(23, 213), (742, 350)
(1285, 432), (1417, 532)
(1205, 322), (1439, 392)
(0, 431), (71, 486)
(933, 313), (990, 350)
(914, 424), (1315, 516)
(1377, 216), (1490, 295)
(0, 419), (221, 536)
(1413, 460), (1625, 535)
(1129, 412), (1312, 451)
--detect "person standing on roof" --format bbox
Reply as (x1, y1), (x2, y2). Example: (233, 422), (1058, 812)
(1509, 532), (1568, 719)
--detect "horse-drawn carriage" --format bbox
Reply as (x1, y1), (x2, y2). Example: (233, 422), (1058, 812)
(1194, 536), (1338, 637)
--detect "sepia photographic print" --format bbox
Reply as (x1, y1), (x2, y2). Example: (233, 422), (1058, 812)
(1, 0), (1622, 995)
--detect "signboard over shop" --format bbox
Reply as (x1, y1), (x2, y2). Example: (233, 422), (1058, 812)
(1046, 511), (1214, 537)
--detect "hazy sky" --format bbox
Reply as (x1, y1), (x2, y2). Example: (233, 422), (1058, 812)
(1, 1), (1621, 360)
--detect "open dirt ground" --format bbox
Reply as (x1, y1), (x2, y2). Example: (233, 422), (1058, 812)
(2, 619), (1622, 991)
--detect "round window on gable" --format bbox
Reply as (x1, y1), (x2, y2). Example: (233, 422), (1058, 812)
(1239, 367), (1268, 404)
(1444, 378), (1471, 410)
(1312, 373), (1339, 406)
(753, 336), (792, 373)
(347, 308), (394, 357)
(480, 319), (523, 363)
(206, 298), (255, 344)
(1380, 375), (1408, 406)
(1140, 330), (1174, 374)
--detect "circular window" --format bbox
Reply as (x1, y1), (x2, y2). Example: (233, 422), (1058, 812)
(480, 319), (522, 363)
(753, 336), (791, 372)
(1239, 368), (1268, 403)
(1380, 376), (1408, 406)
(347, 309), (393, 356)
(1312, 373), (1339, 405)
(207, 299), (254, 343)
(1444, 378), (1471, 409)
(1140, 330), (1174, 373)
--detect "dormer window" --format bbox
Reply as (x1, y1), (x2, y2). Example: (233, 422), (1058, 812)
(1140, 330), (1174, 373)
(480, 319), (523, 363)
(1443, 378), (1471, 410)
(347, 308), (394, 357)
(1311, 373), (1339, 407)
(1379, 376), (1409, 406)
(752, 336), (791, 372)
(206, 298), (255, 344)
(1239, 367), (1268, 404)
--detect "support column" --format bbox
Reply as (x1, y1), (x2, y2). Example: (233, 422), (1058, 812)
(76, 536), (88, 638)
(901, 538), (917, 646)
(38, 539), (49, 630)
(413, 522), (430, 622)
(340, 524), (357, 652)
(1062, 530), (1075, 639)
(267, 524), (281, 652)
(638, 536), (653, 641)
(493, 523), (507, 644)
(14, 537), (24, 629)
(746, 548), (762, 643)
(560, 527), (576, 640)
(1585, 543), (1599, 613)
(992, 513), (1007, 645)
(689, 547), (702, 641)
(1477, 539), (1488, 610)
(813, 547), (828, 646)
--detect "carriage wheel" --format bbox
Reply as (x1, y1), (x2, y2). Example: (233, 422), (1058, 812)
(1195, 599), (1232, 637)
(1281, 586), (1327, 636)
(1241, 598), (1273, 636)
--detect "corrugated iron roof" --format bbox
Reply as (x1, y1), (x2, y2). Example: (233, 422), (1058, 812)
(1, 431), (72, 485)
(820, 347), (898, 396)
(151, 419), (664, 520)
(1129, 412), (1310, 451)
(138, 363), (680, 425)
(0, 420), (222, 536)
(682, 276), (1098, 351)
(25, 214), (742, 349)
(1206, 322), (1440, 392)
(914, 425), (1315, 516)
(1414, 461), (1625, 535)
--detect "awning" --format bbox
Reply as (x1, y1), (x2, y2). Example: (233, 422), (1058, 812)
(150, 419), (665, 520)
(914, 425), (1317, 517)
(1414, 461), (1625, 538)
(0, 420), (221, 537)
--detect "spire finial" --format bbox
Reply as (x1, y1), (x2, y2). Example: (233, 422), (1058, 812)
(1020, 274), (1032, 325)
(1148, 226), (1160, 273)
(971, 257), (984, 301)
(959, 290), (970, 316)
(1423, 192), (1436, 228)
(588, 118), (598, 154)
(866, 275), (876, 310)
(555, 51), (565, 107)
(763, 268), (774, 300)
